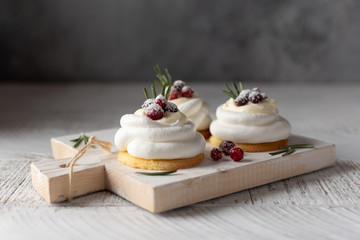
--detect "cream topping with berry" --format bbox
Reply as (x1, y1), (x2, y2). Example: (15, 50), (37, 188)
(114, 93), (206, 159)
(134, 108), (187, 125)
(169, 82), (212, 131)
(210, 85), (291, 143)
(223, 98), (277, 114)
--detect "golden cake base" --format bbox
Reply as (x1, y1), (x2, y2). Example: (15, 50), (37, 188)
(209, 136), (288, 152)
(198, 129), (211, 139)
(118, 151), (204, 170)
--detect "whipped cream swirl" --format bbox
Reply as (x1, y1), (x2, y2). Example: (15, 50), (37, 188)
(114, 112), (205, 159)
(170, 93), (212, 131)
(210, 98), (291, 143)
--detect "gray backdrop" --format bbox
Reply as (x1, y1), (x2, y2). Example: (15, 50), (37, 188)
(2, 0), (360, 83)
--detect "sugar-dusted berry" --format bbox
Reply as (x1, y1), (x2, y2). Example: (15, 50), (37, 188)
(173, 80), (186, 91)
(235, 96), (248, 106)
(219, 140), (236, 156)
(230, 147), (244, 162)
(181, 86), (193, 98)
(142, 98), (155, 108)
(155, 94), (166, 108)
(249, 91), (263, 104)
(168, 86), (179, 100)
(211, 148), (223, 161)
(165, 102), (179, 112)
(145, 103), (164, 120)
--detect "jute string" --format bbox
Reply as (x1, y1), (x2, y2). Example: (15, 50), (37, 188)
(65, 136), (112, 201)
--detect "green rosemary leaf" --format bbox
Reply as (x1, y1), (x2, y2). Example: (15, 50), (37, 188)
(269, 149), (289, 156)
(136, 170), (177, 176)
(161, 84), (166, 96)
(143, 88), (151, 99)
(282, 148), (295, 156)
(154, 64), (162, 74)
(165, 84), (171, 100)
(232, 81), (240, 95)
(151, 84), (157, 98)
(154, 79), (162, 88)
(222, 90), (236, 99)
(165, 68), (172, 85)
(287, 144), (315, 149)
(70, 137), (81, 142)
(83, 134), (89, 145)
(239, 82), (244, 91)
(225, 83), (236, 97)
(73, 138), (82, 148)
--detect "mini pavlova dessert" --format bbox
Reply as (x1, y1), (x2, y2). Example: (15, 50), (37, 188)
(153, 65), (212, 139)
(209, 82), (291, 152)
(114, 85), (206, 170)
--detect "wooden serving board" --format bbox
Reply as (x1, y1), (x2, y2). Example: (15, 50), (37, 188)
(31, 129), (335, 213)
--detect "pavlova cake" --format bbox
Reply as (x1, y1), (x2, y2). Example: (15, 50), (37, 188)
(209, 82), (291, 152)
(153, 65), (212, 138)
(114, 85), (206, 170)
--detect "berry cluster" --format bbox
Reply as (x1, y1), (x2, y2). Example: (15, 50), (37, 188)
(235, 88), (267, 107)
(142, 95), (178, 120)
(169, 80), (194, 100)
(211, 140), (244, 162)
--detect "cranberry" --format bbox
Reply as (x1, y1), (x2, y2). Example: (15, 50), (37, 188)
(249, 91), (263, 104)
(219, 140), (236, 156)
(211, 148), (223, 161)
(155, 95), (166, 108)
(239, 89), (251, 101)
(181, 86), (193, 98)
(141, 98), (155, 108)
(168, 87), (179, 100)
(173, 80), (186, 91)
(235, 97), (248, 106)
(230, 147), (244, 162)
(252, 87), (261, 92)
(165, 102), (179, 112)
(145, 103), (164, 120)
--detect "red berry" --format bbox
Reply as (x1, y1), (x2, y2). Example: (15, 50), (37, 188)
(181, 86), (193, 98)
(145, 103), (164, 120)
(211, 148), (223, 161)
(173, 80), (186, 91)
(235, 97), (248, 106)
(230, 147), (244, 162)
(155, 95), (166, 108)
(168, 87), (179, 100)
(249, 91), (263, 104)
(141, 98), (155, 108)
(164, 102), (179, 112)
(219, 140), (236, 156)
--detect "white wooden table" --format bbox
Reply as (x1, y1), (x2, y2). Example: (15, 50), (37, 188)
(1, 83), (360, 239)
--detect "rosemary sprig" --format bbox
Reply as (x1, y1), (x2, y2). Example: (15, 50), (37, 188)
(151, 84), (157, 98)
(136, 170), (177, 176)
(165, 68), (172, 85)
(269, 144), (315, 157)
(143, 88), (151, 99)
(222, 81), (244, 99)
(232, 81), (240, 95)
(239, 82), (244, 91)
(70, 132), (91, 148)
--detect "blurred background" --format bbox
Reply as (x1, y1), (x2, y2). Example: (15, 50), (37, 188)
(1, 0), (360, 83)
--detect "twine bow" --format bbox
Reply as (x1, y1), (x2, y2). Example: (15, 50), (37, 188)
(65, 136), (112, 201)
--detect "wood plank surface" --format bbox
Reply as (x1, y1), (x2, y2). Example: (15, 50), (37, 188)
(1, 84), (360, 239)
(1, 151), (360, 239)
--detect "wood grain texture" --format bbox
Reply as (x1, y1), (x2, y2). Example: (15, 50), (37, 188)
(1, 151), (360, 239)
(1, 84), (360, 239)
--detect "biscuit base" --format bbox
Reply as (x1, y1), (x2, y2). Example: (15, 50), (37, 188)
(209, 136), (288, 152)
(118, 151), (204, 170)
(198, 129), (211, 139)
